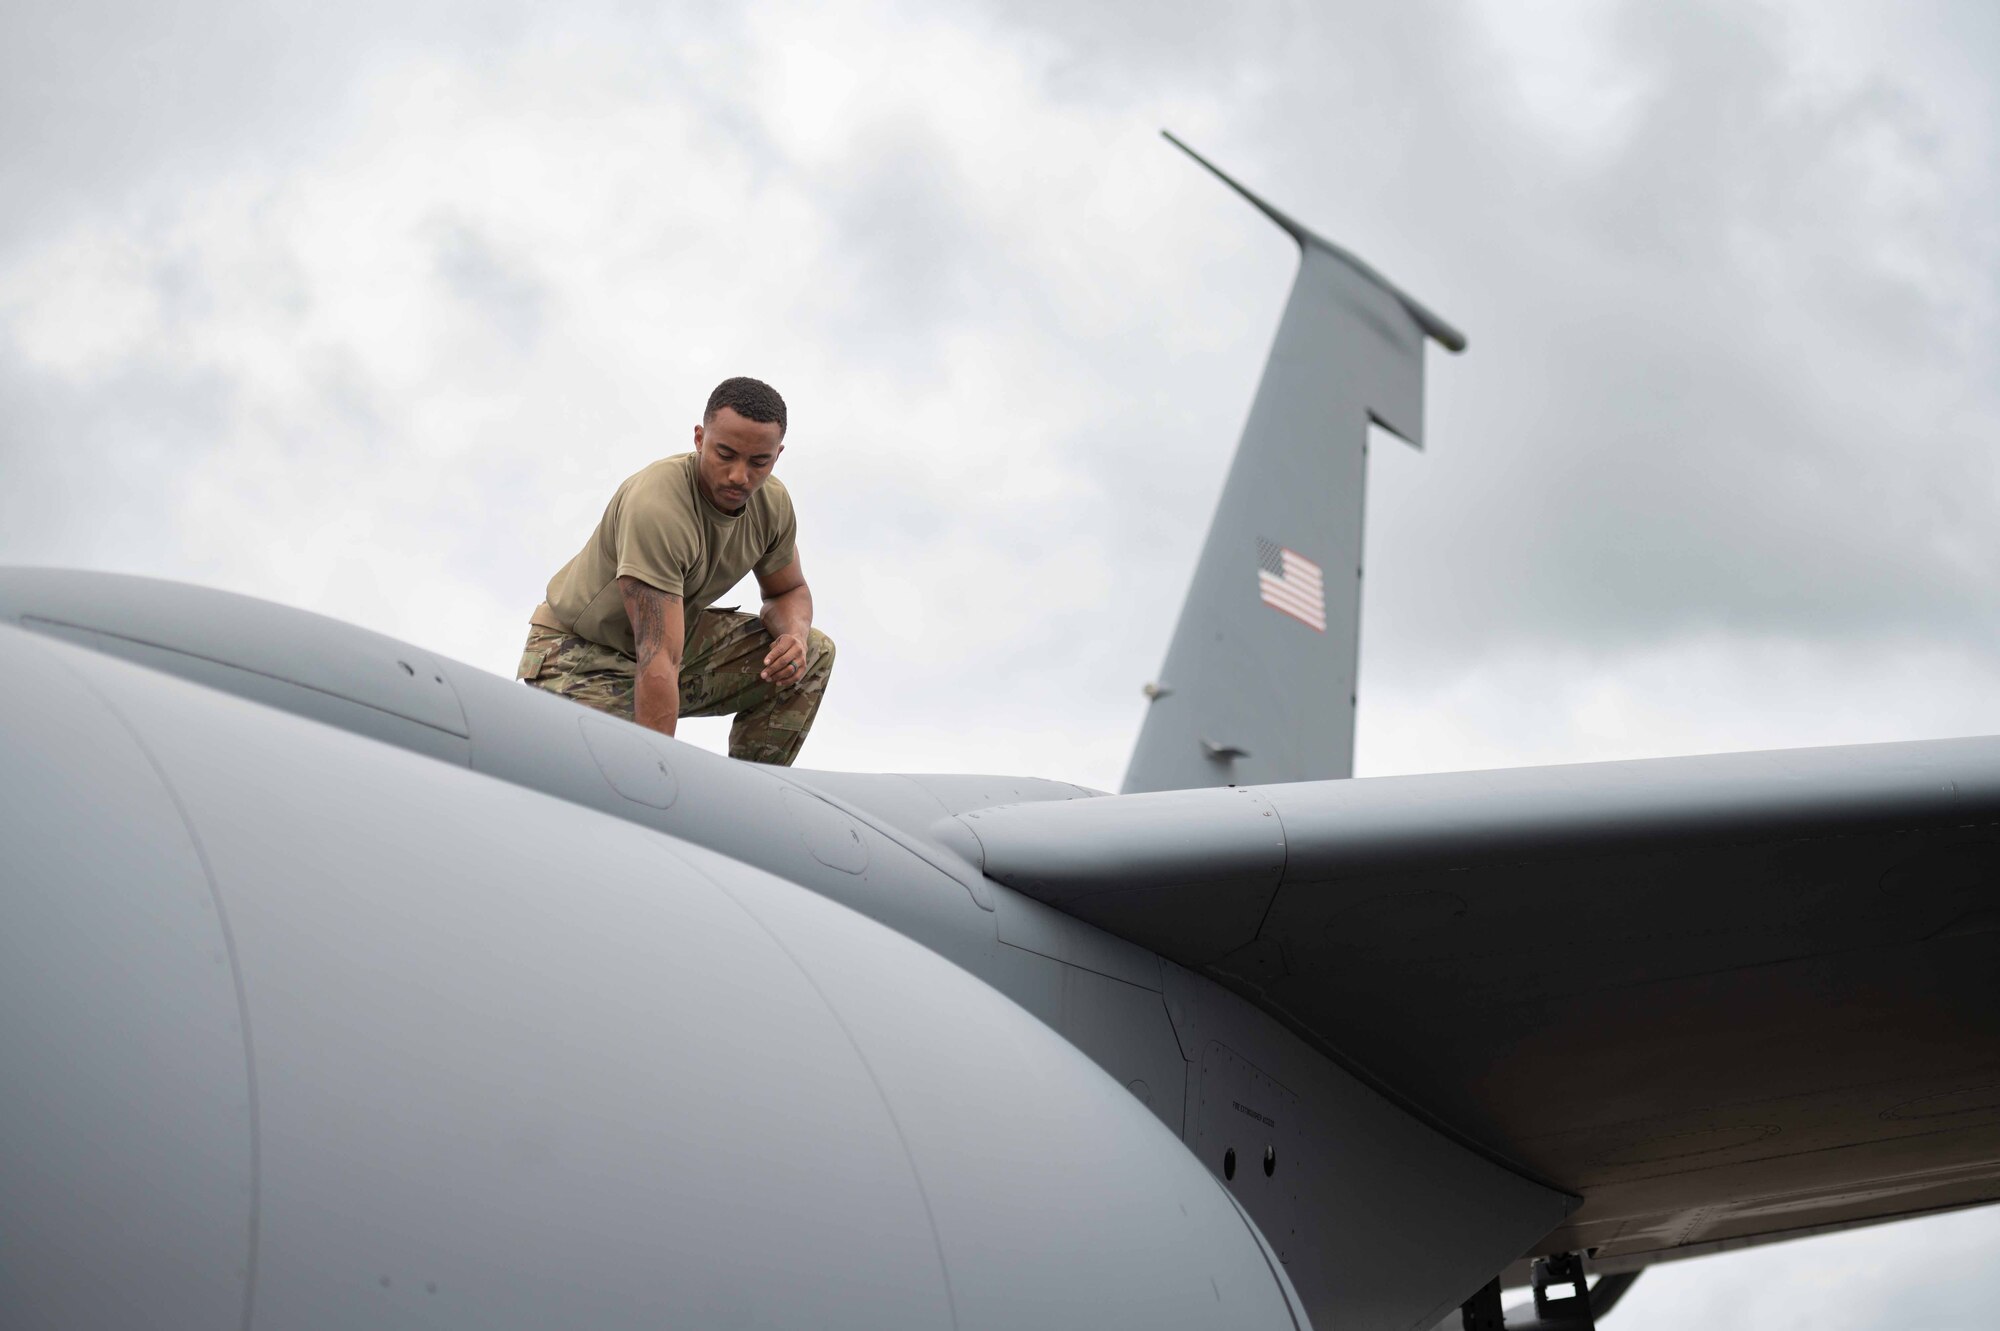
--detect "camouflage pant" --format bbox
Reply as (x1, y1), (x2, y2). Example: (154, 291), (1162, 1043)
(517, 611), (835, 766)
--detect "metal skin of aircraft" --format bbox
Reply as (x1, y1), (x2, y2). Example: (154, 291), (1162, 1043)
(3, 135), (1996, 1331)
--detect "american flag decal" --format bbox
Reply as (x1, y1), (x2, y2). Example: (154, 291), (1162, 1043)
(1256, 538), (1326, 632)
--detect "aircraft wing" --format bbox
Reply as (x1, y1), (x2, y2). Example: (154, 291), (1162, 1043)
(957, 736), (2000, 1266)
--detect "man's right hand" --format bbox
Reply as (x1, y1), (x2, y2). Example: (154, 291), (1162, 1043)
(619, 576), (685, 735)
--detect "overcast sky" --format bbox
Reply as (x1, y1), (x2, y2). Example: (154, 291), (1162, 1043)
(4, 0), (1996, 1323)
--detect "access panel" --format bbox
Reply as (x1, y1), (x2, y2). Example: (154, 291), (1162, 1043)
(1195, 1041), (1303, 1262)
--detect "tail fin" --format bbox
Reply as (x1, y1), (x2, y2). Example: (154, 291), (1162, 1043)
(1122, 132), (1464, 794)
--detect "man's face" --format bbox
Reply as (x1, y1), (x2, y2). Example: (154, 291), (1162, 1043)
(692, 406), (785, 512)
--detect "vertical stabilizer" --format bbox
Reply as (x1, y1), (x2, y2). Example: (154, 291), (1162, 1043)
(1122, 133), (1464, 794)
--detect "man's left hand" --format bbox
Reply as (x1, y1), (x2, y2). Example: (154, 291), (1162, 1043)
(761, 631), (808, 687)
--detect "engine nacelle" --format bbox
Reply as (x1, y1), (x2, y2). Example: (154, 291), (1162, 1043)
(0, 623), (1306, 1329)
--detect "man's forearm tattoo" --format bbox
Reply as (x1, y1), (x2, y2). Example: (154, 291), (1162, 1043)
(630, 588), (679, 667)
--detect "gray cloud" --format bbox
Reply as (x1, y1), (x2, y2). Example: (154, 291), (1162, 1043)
(972, 0), (1999, 692)
(431, 221), (550, 353)
(4, 0), (1993, 745)
(0, 344), (233, 569)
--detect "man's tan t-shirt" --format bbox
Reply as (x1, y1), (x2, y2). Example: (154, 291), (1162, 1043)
(533, 452), (797, 658)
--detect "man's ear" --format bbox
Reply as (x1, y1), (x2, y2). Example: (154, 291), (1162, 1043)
(692, 423), (705, 451)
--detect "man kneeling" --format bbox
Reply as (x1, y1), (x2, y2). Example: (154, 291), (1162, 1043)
(517, 376), (834, 765)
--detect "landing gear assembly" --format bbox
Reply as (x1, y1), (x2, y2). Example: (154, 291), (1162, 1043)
(1458, 1254), (1642, 1329)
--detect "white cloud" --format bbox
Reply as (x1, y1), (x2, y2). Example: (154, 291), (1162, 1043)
(1357, 633), (2000, 778)
(0, 0), (1265, 791)
(1608, 1204), (2000, 1331)
(1466, 0), (1652, 157)
(0, 224), (164, 376)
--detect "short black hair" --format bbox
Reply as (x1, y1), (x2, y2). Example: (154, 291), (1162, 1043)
(704, 376), (787, 436)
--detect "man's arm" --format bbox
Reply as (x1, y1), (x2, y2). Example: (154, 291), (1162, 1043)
(755, 555), (813, 687)
(618, 575), (685, 735)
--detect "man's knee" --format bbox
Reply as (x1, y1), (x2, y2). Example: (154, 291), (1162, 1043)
(805, 627), (836, 682)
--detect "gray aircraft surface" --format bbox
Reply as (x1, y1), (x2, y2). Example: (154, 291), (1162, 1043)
(4, 133), (1996, 1331)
